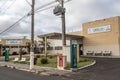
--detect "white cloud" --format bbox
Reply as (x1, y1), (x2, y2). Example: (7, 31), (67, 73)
(0, 0), (120, 39)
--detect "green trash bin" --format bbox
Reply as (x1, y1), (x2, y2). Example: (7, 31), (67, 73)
(5, 48), (9, 62)
(70, 40), (77, 68)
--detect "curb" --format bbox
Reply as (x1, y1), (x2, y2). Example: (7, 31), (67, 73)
(0, 64), (47, 74)
(41, 60), (97, 75)
(0, 60), (96, 76)
(82, 55), (120, 58)
(71, 60), (96, 72)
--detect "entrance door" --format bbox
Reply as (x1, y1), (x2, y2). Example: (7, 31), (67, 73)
(0, 46), (1, 56)
(79, 44), (83, 56)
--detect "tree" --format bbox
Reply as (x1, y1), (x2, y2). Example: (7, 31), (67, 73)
(37, 38), (51, 58)
(19, 48), (24, 60)
(26, 42), (31, 54)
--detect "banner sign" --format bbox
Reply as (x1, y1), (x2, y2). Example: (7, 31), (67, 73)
(6, 40), (22, 44)
(88, 25), (111, 34)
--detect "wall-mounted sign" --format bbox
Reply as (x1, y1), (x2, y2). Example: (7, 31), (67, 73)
(88, 25), (111, 34)
(71, 40), (77, 44)
(6, 40), (22, 44)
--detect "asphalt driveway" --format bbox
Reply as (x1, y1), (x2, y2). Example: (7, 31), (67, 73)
(66, 57), (120, 80)
(1, 57), (120, 80)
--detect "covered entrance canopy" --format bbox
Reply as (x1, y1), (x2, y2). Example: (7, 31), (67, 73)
(38, 32), (83, 40)
(38, 32), (84, 62)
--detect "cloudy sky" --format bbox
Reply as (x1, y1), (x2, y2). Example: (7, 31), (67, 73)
(0, 0), (120, 39)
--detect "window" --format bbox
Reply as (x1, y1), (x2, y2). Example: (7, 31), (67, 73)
(2, 46), (10, 48)
(55, 46), (62, 50)
(47, 47), (53, 50)
(11, 46), (18, 48)
(19, 46), (26, 48)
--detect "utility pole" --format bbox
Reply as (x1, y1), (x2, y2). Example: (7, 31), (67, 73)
(53, 0), (66, 54)
(61, 0), (66, 46)
(30, 0), (35, 70)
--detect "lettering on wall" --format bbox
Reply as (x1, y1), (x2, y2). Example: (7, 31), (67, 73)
(6, 40), (22, 44)
(88, 25), (111, 34)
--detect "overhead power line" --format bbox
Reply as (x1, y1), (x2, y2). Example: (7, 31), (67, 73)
(1, 0), (16, 14)
(35, 1), (56, 11)
(25, 0), (31, 6)
(0, 0), (71, 36)
(0, 12), (29, 35)
(27, 0), (57, 16)
(0, 0), (8, 7)
(35, 0), (71, 13)
(4, 0), (16, 11)
(0, 0), (9, 10)
(35, 5), (55, 13)
(0, 0), (56, 35)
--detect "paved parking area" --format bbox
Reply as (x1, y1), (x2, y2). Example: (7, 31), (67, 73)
(1, 57), (120, 80)
(66, 57), (120, 80)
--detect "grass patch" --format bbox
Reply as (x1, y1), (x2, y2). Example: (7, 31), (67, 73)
(65, 58), (94, 70)
(78, 59), (94, 68)
(36, 56), (57, 68)
(10, 55), (94, 69)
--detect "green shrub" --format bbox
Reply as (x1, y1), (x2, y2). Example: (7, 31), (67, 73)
(49, 56), (53, 59)
(22, 52), (27, 55)
(40, 58), (48, 64)
(12, 52), (18, 55)
(36, 55), (40, 58)
(64, 63), (70, 70)
(79, 58), (92, 62)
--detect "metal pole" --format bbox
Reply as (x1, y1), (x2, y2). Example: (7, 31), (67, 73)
(61, 0), (66, 46)
(44, 36), (47, 58)
(61, 0), (66, 56)
(30, 0), (35, 70)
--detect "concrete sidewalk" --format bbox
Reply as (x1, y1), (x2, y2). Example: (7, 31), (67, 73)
(0, 61), (71, 76)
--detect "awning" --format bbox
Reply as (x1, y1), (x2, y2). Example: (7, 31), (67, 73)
(38, 32), (84, 40)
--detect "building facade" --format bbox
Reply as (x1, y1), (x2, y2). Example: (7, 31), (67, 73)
(83, 16), (120, 56)
(2, 16), (118, 57)
(0, 38), (30, 55)
(46, 39), (70, 55)
(38, 16), (120, 57)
